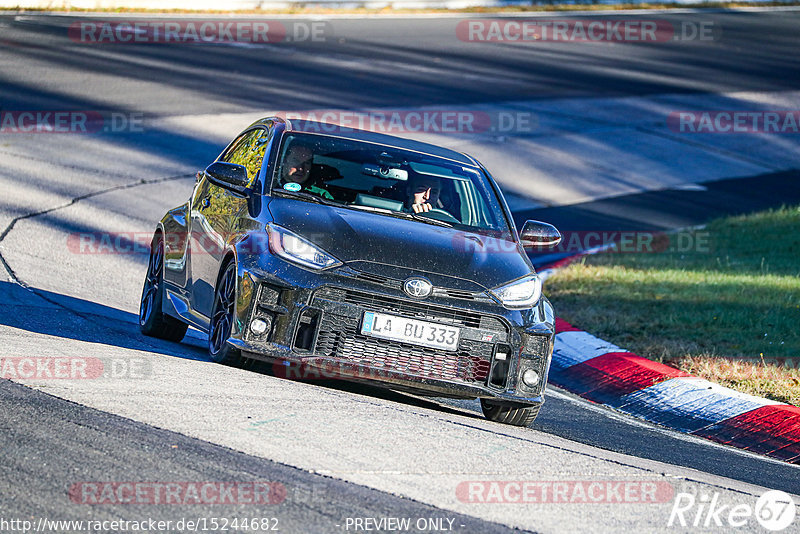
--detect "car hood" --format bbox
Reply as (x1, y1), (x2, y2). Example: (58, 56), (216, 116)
(267, 197), (534, 291)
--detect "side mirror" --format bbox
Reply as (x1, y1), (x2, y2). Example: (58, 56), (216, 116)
(520, 220), (562, 249)
(205, 161), (249, 193)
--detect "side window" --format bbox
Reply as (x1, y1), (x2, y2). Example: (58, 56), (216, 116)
(220, 127), (271, 187)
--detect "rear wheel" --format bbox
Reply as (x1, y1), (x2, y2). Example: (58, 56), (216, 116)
(480, 399), (541, 427)
(208, 261), (242, 366)
(139, 234), (188, 342)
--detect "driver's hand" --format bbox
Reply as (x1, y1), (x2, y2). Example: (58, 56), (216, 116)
(412, 202), (433, 213)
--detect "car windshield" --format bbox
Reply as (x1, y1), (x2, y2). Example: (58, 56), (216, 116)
(271, 132), (511, 235)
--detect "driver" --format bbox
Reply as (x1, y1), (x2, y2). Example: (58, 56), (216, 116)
(281, 142), (333, 200)
(405, 175), (442, 214)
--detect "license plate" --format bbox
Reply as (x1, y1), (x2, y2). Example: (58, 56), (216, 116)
(361, 311), (460, 352)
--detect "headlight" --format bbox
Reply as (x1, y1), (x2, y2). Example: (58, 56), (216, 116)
(490, 275), (542, 309)
(266, 223), (341, 270)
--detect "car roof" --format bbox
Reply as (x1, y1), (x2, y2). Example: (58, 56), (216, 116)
(250, 116), (479, 167)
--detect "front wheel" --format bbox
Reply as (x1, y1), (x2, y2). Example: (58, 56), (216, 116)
(208, 261), (242, 367)
(480, 399), (541, 427)
(139, 234), (188, 342)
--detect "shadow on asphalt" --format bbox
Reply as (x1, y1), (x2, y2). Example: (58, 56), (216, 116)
(257, 363), (486, 422)
(4, 168), (800, 494)
(0, 378), (521, 534)
(3, 279), (800, 496)
(0, 279), (482, 422)
(0, 280), (208, 361)
(533, 388), (800, 495)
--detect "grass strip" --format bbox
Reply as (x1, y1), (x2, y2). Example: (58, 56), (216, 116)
(545, 205), (800, 406)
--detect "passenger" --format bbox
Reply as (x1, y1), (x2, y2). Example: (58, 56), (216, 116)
(280, 143), (333, 200)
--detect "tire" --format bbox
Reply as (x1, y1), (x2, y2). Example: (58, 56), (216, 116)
(139, 233), (188, 342)
(480, 399), (541, 427)
(208, 260), (243, 367)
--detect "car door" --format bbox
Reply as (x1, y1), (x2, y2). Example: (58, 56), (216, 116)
(189, 126), (271, 322)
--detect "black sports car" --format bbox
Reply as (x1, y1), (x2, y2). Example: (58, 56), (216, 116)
(139, 117), (562, 426)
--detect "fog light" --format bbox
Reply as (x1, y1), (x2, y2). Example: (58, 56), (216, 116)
(250, 318), (268, 335)
(522, 369), (540, 388)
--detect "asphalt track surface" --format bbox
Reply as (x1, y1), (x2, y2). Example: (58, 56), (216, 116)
(1, 11), (800, 112)
(1, 10), (800, 534)
(0, 378), (520, 534)
(522, 169), (800, 267)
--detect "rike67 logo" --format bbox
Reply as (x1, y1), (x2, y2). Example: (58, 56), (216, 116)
(669, 490), (796, 531)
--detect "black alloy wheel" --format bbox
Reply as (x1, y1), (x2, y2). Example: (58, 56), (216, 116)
(208, 261), (242, 366)
(139, 233), (188, 342)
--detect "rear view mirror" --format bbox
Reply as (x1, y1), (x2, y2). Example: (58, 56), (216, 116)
(520, 220), (562, 248)
(205, 161), (249, 190)
(361, 163), (408, 181)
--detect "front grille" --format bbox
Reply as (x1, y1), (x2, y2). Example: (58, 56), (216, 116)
(354, 272), (402, 291)
(434, 288), (475, 300)
(315, 287), (505, 331)
(342, 268), (494, 303)
(313, 311), (491, 382)
(431, 287), (495, 303)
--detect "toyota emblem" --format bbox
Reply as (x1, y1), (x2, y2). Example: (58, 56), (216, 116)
(403, 277), (433, 299)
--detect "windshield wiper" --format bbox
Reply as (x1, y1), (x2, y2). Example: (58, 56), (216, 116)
(406, 212), (454, 228)
(348, 204), (393, 214)
(274, 189), (339, 206)
(348, 204), (454, 227)
(278, 193), (453, 228)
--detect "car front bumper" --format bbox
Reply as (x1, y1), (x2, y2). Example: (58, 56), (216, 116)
(230, 255), (555, 405)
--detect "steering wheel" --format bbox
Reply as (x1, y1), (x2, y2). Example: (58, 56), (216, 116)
(417, 208), (460, 224)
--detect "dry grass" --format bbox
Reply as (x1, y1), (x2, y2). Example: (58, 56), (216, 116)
(546, 205), (800, 406)
(671, 355), (800, 406)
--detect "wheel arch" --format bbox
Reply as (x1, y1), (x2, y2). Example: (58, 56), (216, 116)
(215, 249), (238, 287)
